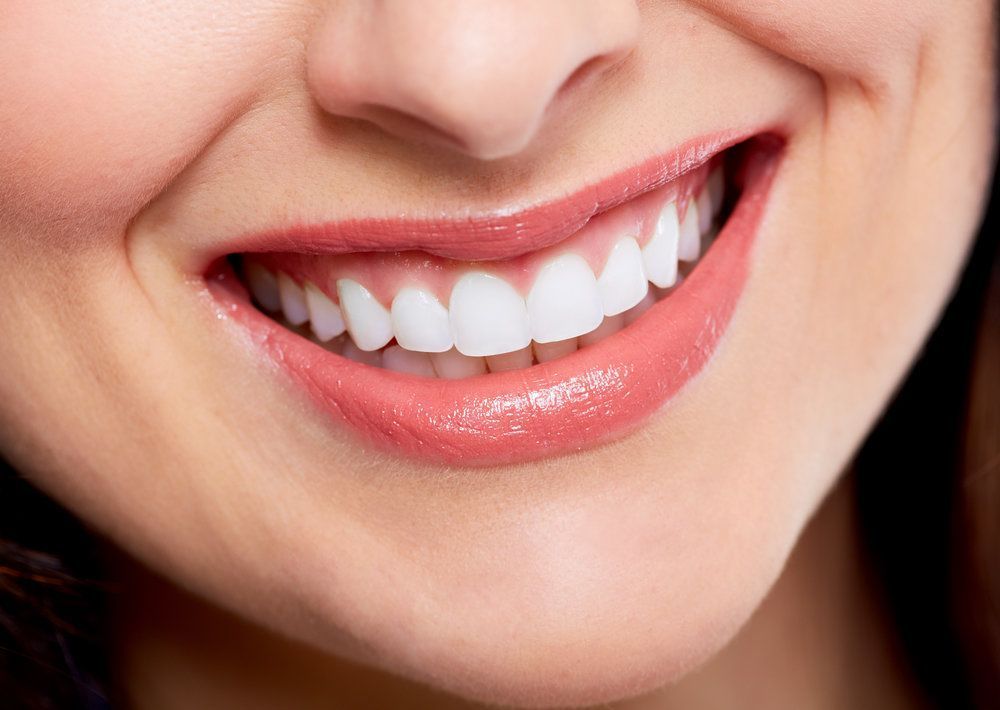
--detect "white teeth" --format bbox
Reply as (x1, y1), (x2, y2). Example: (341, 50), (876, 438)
(678, 201), (701, 263)
(304, 283), (346, 341)
(391, 287), (453, 353)
(382, 345), (436, 377)
(342, 339), (383, 367)
(254, 170), (725, 374)
(277, 272), (310, 326)
(642, 202), (680, 288)
(527, 253), (604, 343)
(245, 263), (281, 312)
(450, 272), (531, 357)
(337, 279), (393, 352)
(579, 313), (624, 347)
(696, 189), (713, 236)
(534, 338), (578, 363)
(486, 346), (533, 373)
(430, 348), (487, 379)
(707, 167), (725, 217)
(597, 238), (648, 316)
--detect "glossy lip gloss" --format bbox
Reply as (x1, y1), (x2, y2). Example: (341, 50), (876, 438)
(208, 134), (783, 466)
(204, 131), (754, 264)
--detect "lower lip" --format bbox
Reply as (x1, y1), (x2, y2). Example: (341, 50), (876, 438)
(209, 140), (781, 466)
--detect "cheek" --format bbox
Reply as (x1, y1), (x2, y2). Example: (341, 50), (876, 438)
(0, 1), (291, 240)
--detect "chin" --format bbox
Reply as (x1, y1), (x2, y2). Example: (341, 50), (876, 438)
(257, 450), (799, 708)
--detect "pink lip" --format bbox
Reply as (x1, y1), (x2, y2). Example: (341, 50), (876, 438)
(209, 135), (782, 466)
(219, 130), (755, 263)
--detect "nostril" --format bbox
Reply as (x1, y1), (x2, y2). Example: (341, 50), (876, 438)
(558, 55), (613, 97)
(356, 104), (472, 153)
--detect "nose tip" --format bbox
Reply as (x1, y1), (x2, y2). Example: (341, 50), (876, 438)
(306, 1), (639, 160)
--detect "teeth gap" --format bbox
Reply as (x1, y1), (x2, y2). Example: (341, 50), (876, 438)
(237, 159), (739, 378)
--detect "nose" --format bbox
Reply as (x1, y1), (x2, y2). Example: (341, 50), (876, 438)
(306, 0), (639, 160)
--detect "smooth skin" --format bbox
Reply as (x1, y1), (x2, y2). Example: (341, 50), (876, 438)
(0, 1), (994, 708)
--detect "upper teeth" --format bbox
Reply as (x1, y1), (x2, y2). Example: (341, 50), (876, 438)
(641, 202), (679, 289)
(677, 199), (701, 263)
(597, 237), (648, 316)
(246, 170), (724, 369)
(527, 253), (604, 344)
(450, 272), (531, 357)
(391, 287), (452, 353)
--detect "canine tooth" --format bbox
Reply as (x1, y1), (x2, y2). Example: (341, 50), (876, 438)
(697, 189), (713, 235)
(597, 237), (648, 316)
(486, 346), (533, 373)
(678, 201), (701, 263)
(430, 348), (487, 379)
(245, 263), (281, 312)
(337, 279), (393, 352)
(304, 283), (346, 341)
(533, 338), (578, 363)
(527, 254), (603, 343)
(342, 340), (383, 367)
(391, 288), (453, 353)
(641, 202), (679, 288)
(707, 167), (725, 217)
(624, 291), (656, 325)
(277, 273), (310, 326)
(382, 346), (436, 377)
(579, 314), (624, 347)
(450, 273), (531, 357)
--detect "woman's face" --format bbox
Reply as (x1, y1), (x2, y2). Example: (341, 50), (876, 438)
(0, 1), (994, 706)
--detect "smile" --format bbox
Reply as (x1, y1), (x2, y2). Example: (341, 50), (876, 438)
(207, 132), (783, 465)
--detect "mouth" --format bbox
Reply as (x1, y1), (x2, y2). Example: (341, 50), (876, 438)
(206, 132), (783, 465)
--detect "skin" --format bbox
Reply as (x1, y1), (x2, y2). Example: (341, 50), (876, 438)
(0, 1), (994, 707)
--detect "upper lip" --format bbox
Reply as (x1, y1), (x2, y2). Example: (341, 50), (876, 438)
(218, 129), (755, 265)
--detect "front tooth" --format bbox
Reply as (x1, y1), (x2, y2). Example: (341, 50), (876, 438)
(696, 189), (713, 235)
(678, 200), (701, 262)
(641, 202), (679, 288)
(245, 263), (281, 312)
(382, 346), (436, 377)
(391, 288), (453, 353)
(597, 237), (648, 316)
(277, 273), (310, 326)
(534, 338), (578, 363)
(337, 279), (393, 352)
(486, 346), (533, 373)
(527, 254), (603, 343)
(579, 314), (624, 347)
(430, 348), (487, 379)
(450, 273), (531, 357)
(707, 167), (725, 217)
(304, 283), (346, 341)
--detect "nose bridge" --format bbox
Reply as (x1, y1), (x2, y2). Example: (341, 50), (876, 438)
(306, 0), (639, 160)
